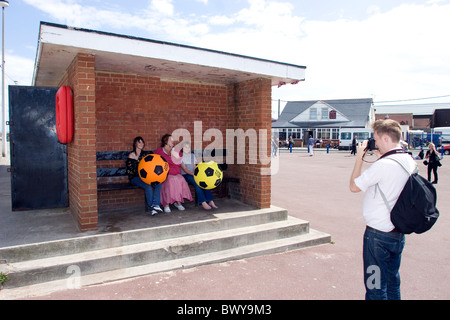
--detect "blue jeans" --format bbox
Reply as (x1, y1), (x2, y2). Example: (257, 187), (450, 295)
(363, 227), (405, 300)
(130, 176), (162, 208)
(183, 174), (213, 205)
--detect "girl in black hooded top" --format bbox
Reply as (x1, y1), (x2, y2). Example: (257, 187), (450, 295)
(126, 136), (163, 215)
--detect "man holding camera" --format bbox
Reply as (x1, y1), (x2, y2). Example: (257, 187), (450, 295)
(349, 119), (416, 300)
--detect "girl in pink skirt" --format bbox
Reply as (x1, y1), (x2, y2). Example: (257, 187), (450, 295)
(154, 134), (193, 212)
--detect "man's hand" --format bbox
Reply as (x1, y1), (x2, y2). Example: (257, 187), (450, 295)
(356, 140), (368, 158)
(349, 141), (367, 193)
(358, 140), (381, 159)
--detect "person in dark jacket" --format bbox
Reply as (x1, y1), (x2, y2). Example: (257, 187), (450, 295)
(425, 143), (441, 184)
(126, 136), (163, 215)
(351, 137), (357, 156)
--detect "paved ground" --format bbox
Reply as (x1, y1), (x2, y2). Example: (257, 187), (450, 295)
(2, 148), (449, 300)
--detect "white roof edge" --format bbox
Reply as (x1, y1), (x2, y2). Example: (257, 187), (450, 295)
(38, 22), (306, 82)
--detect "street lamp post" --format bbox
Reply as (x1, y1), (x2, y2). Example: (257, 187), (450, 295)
(0, 0), (8, 158)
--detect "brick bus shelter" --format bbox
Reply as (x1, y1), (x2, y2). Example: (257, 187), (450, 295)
(31, 22), (306, 232)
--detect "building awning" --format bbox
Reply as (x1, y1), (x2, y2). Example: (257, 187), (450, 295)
(33, 22), (306, 87)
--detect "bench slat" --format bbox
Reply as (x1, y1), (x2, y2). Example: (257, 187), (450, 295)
(97, 183), (139, 191)
(97, 167), (127, 178)
(96, 151), (131, 161)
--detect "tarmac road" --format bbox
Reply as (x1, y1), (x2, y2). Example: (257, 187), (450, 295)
(25, 150), (450, 300)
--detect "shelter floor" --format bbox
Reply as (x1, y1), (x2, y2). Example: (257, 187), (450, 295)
(0, 177), (256, 248)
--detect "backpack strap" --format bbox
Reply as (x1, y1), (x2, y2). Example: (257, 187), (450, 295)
(377, 184), (391, 212)
(376, 155), (418, 213)
(379, 148), (406, 159)
(383, 156), (419, 175)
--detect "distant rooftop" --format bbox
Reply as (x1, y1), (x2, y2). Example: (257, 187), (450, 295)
(374, 103), (450, 116)
(273, 98), (373, 129)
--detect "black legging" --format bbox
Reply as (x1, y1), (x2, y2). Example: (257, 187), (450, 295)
(427, 164), (438, 183)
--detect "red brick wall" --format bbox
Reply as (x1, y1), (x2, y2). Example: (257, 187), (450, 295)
(376, 113), (431, 129)
(95, 73), (229, 152)
(414, 117), (431, 129)
(227, 78), (272, 208)
(59, 55), (273, 230)
(95, 73), (272, 211)
(59, 53), (98, 231)
(95, 72), (231, 211)
(98, 188), (146, 212)
(375, 114), (413, 126)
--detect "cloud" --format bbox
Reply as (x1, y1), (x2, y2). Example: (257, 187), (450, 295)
(236, 0), (301, 29)
(22, 0), (139, 30)
(194, 0), (305, 61)
(2, 53), (35, 125)
(23, 0), (210, 42)
(208, 15), (235, 26)
(6, 54), (35, 86)
(193, 1), (450, 105)
(150, 0), (174, 16)
(20, 0), (450, 105)
(267, 2), (450, 102)
(366, 5), (381, 16)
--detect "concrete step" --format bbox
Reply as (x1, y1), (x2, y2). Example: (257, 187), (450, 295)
(1, 229), (330, 300)
(0, 206), (288, 263)
(1, 216), (311, 288)
(0, 206), (331, 299)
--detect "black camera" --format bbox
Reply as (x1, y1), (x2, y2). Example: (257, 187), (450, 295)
(364, 138), (378, 151)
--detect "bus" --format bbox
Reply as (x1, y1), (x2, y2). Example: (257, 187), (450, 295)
(407, 130), (442, 148)
(434, 127), (450, 144)
(338, 128), (373, 150)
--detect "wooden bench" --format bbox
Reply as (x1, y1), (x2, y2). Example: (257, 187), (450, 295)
(97, 151), (138, 191)
(96, 149), (238, 209)
(96, 151), (150, 211)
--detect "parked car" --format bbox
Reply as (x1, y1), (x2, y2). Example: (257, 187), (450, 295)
(438, 145), (450, 155)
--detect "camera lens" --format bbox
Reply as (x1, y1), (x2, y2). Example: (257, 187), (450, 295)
(364, 138), (378, 151)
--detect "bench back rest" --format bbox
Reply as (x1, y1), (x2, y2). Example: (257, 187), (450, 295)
(96, 151), (131, 185)
(96, 149), (228, 184)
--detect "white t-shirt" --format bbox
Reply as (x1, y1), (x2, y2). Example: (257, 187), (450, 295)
(354, 150), (417, 232)
(181, 153), (196, 175)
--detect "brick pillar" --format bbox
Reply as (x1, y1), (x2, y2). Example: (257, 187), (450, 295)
(229, 78), (272, 208)
(61, 53), (97, 231)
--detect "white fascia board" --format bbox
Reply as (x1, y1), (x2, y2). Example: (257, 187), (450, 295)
(39, 24), (306, 82)
(32, 37), (43, 86)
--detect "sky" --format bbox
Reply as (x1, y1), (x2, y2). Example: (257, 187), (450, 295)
(3, 0), (450, 121)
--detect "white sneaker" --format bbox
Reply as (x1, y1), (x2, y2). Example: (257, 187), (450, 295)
(164, 206), (171, 213)
(174, 203), (185, 211)
(152, 206), (163, 213)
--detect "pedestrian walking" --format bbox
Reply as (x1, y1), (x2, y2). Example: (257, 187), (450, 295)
(271, 137), (279, 156)
(308, 135), (314, 156)
(350, 136), (357, 156)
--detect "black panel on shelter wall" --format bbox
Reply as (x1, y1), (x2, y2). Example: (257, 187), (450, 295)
(8, 86), (69, 211)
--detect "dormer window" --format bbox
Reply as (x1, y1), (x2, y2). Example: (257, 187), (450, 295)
(329, 110), (336, 119)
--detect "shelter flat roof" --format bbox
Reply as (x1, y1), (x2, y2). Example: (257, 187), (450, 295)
(33, 22), (306, 87)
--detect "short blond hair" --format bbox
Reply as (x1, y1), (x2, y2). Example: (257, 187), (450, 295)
(372, 119), (402, 143)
